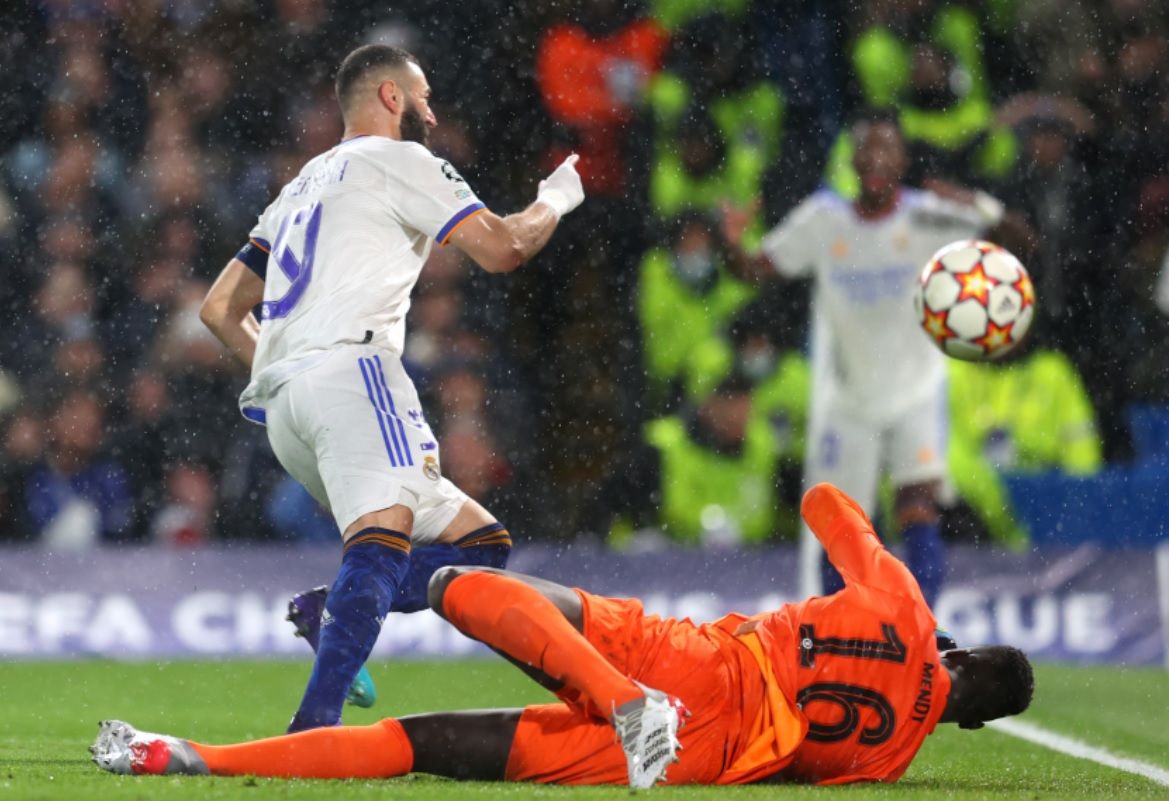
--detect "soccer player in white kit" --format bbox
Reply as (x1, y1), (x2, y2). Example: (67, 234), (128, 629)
(199, 44), (586, 732)
(724, 109), (1018, 605)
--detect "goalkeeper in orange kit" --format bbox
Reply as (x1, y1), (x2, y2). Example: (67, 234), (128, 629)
(92, 484), (1033, 788)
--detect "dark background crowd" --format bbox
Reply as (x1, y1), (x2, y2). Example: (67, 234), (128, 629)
(1, 0), (1167, 548)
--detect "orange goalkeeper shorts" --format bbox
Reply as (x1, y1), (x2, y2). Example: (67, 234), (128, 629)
(503, 590), (773, 786)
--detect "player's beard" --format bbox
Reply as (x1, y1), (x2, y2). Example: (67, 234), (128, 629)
(400, 100), (429, 147)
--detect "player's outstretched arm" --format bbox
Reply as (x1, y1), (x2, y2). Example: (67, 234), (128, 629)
(199, 258), (265, 369)
(920, 178), (1037, 258)
(450, 155), (584, 274)
(801, 483), (927, 604)
(718, 199), (780, 284)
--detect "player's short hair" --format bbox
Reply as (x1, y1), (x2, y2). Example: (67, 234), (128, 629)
(960, 645), (1034, 729)
(335, 44), (418, 115)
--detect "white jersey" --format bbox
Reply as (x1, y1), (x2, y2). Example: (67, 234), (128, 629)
(761, 188), (983, 423)
(239, 136), (484, 410)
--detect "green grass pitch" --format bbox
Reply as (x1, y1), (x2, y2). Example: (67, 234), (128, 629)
(2, 659), (1167, 800)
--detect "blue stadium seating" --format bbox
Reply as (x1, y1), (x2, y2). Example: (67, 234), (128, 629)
(1005, 405), (1169, 546)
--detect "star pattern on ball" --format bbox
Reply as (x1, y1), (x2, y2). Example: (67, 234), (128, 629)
(956, 262), (995, 304)
(922, 307), (955, 344)
(974, 319), (1014, 353)
(1013, 273), (1035, 307)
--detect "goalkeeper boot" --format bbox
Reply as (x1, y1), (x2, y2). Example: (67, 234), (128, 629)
(91, 720), (208, 776)
(287, 586), (378, 708)
(612, 682), (688, 789)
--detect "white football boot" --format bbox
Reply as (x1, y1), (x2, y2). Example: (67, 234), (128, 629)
(91, 719), (209, 776)
(612, 684), (688, 789)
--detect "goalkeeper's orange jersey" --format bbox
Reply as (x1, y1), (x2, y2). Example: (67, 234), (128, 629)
(723, 484), (952, 784)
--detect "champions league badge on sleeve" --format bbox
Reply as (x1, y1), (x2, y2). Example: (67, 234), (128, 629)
(441, 160), (465, 184)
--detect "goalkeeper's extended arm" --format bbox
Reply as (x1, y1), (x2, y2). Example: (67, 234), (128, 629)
(801, 483), (927, 603)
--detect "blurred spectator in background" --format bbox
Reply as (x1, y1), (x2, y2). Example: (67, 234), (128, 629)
(638, 212), (754, 411)
(102, 232), (189, 368)
(151, 461), (216, 546)
(440, 420), (516, 523)
(1008, 1), (1108, 93)
(536, 0), (668, 196)
(26, 389), (133, 547)
(753, 0), (847, 205)
(994, 98), (1099, 340)
(0, 410), (41, 541)
(946, 345), (1102, 550)
(647, 13), (780, 235)
(649, 0), (748, 31)
(431, 364), (493, 433)
(109, 370), (179, 538)
(1117, 177), (1169, 408)
(682, 297), (810, 470)
(406, 282), (466, 379)
(52, 333), (106, 390)
(826, 0), (1016, 195)
(27, 260), (98, 376)
(596, 374), (792, 548)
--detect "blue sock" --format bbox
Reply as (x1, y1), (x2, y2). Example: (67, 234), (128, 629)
(903, 521), (945, 607)
(288, 528), (410, 732)
(391, 523), (512, 614)
(820, 554), (845, 596)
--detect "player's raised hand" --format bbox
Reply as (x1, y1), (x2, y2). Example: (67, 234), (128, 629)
(537, 154), (585, 218)
(719, 198), (758, 249)
(801, 483), (876, 539)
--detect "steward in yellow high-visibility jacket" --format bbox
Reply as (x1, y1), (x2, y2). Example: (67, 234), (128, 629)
(948, 348), (1103, 548)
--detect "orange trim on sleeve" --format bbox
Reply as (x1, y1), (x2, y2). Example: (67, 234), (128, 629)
(249, 238), (271, 254)
(439, 207), (486, 245)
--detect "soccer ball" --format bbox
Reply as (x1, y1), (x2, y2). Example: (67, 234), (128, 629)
(914, 240), (1035, 361)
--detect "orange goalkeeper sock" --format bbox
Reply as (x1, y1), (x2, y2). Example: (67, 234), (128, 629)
(441, 571), (641, 715)
(190, 717), (413, 778)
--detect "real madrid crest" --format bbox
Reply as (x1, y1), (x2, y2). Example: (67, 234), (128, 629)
(423, 455), (441, 481)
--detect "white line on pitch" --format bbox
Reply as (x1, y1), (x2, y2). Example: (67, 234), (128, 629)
(988, 718), (1169, 788)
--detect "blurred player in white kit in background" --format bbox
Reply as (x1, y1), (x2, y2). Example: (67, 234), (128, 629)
(724, 108), (1028, 603)
(199, 44), (586, 732)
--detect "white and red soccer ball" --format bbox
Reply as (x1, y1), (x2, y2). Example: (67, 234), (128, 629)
(914, 240), (1035, 361)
